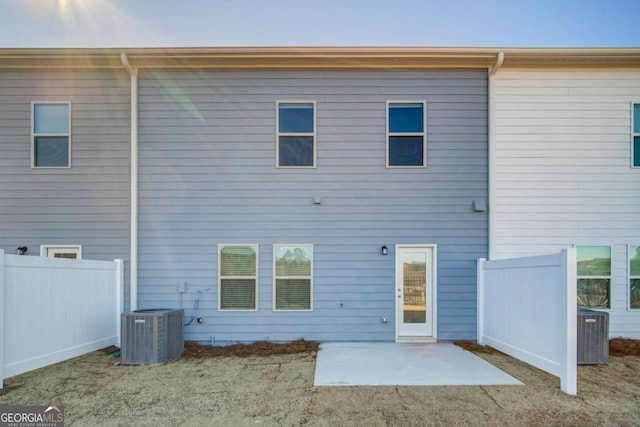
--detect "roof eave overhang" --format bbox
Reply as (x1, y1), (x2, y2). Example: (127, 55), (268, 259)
(0, 47), (639, 69)
(499, 48), (640, 69)
(0, 47), (498, 69)
(123, 47), (499, 69)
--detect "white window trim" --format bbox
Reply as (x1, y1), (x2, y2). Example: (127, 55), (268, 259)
(632, 101), (640, 168)
(386, 100), (427, 169)
(218, 243), (259, 311)
(628, 244), (640, 310)
(276, 100), (317, 169)
(31, 101), (72, 169)
(40, 244), (82, 259)
(576, 245), (612, 310)
(272, 243), (314, 312)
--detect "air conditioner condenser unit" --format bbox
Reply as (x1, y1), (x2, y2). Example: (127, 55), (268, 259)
(577, 309), (609, 365)
(121, 309), (184, 365)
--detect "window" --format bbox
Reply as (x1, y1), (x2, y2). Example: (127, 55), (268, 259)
(630, 246), (640, 309)
(40, 244), (82, 259)
(577, 246), (611, 309)
(218, 244), (258, 310)
(273, 244), (313, 311)
(32, 102), (71, 168)
(633, 103), (640, 167)
(276, 101), (316, 167)
(387, 101), (426, 167)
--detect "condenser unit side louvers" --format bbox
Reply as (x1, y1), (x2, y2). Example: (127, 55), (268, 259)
(121, 309), (184, 365)
(577, 309), (609, 365)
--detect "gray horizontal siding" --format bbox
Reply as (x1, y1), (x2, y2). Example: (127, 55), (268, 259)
(138, 69), (488, 342)
(0, 68), (132, 309)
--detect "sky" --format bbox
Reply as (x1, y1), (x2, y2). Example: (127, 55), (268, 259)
(0, 0), (639, 48)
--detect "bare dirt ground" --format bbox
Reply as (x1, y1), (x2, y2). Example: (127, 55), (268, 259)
(0, 339), (638, 426)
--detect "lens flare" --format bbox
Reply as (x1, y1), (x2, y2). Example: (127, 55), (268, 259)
(18, 0), (152, 47)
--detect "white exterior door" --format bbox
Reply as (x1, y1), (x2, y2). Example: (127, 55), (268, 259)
(396, 245), (436, 341)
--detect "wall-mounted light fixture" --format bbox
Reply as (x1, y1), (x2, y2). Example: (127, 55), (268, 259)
(16, 246), (28, 255)
(381, 245), (388, 256)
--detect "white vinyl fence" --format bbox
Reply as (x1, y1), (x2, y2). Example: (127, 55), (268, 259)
(477, 249), (577, 395)
(0, 250), (124, 388)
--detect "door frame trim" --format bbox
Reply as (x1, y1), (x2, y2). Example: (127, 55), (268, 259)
(395, 244), (438, 343)
(40, 244), (83, 259)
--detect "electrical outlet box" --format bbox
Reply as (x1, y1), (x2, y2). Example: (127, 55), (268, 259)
(177, 282), (186, 293)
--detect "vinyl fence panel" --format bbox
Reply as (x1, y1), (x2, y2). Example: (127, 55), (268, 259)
(0, 250), (123, 388)
(477, 249), (577, 395)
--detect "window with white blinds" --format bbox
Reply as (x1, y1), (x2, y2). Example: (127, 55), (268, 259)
(630, 245), (640, 309)
(218, 244), (258, 310)
(273, 244), (313, 311)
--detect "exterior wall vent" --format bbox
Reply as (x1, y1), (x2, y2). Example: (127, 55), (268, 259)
(121, 309), (184, 365)
(577, 309), (609, 365)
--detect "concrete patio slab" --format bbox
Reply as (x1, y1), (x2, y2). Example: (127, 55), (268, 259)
(314, 342), (523, 386)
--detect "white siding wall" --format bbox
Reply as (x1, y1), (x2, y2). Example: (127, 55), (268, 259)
(492, 70), (640, 338)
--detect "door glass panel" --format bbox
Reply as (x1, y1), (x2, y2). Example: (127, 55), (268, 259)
(403, 252), (426, 324)
(54, 253), (77, 259)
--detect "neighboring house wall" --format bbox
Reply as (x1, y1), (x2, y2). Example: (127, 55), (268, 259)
(137, 69), (488, 343)
(0, 68), (132, 309)
(491, 69), (640, 338)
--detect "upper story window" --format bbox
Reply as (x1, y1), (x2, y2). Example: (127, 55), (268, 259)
(387, 101), (426, 168)
(32, 102), (71, 168)
(218, 244), (258, 311)
(629, 246), (640, 309)
(577, 246), (611, 309)
(276, 101), (316, 168)
(633, 103), (640, 167)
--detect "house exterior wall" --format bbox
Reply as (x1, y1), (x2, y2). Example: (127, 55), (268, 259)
(137, 69), (488, 343)
(0, 68), (132, 309)
(491, 69), (640, 338)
